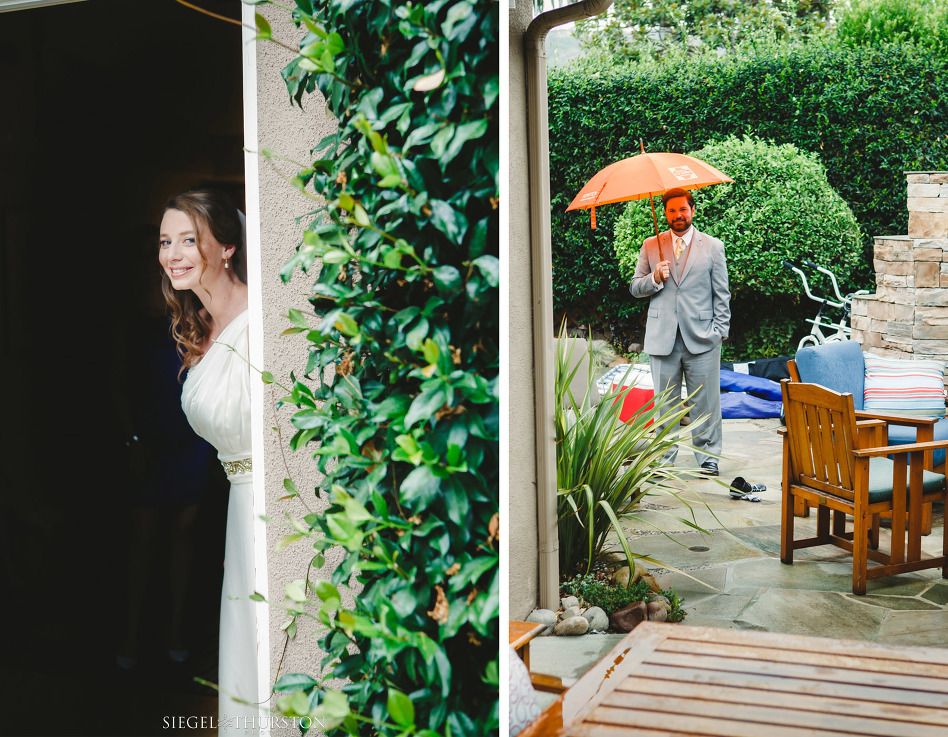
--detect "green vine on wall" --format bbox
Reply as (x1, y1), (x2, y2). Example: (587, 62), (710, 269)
(250, 0), (499, 734)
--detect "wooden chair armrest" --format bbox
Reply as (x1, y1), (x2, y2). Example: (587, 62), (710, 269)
(854, 411), (938, 427)
(853, 439), (948, 458)
(856, 419), (887, 447)
(530, 672), (566, 694)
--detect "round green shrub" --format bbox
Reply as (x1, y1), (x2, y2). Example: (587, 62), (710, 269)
(613, 136), (865, 358)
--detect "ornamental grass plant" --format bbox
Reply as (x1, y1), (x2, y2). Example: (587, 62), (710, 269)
(555, 332), (716, 578)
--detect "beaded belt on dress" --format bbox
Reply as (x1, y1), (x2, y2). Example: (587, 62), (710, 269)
(221, 458), (252, 475)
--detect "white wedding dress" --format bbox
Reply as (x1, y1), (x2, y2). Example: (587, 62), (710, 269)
(181, 310), (260, 735)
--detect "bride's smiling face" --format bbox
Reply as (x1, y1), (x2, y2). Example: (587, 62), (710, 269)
(158, 208), (228, 290)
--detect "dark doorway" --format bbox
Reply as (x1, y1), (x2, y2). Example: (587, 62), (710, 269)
(0, 1), (244, 734)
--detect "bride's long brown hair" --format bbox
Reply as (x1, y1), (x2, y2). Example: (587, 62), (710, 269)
(160, 188), (246, 376)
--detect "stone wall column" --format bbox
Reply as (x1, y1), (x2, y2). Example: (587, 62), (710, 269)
(850, 172), (948, 383)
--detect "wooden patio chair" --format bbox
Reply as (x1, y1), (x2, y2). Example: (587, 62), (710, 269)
(787, 345), (945, 533)
(780, 380), (948, 595)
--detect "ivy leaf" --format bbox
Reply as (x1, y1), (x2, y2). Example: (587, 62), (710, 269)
(255, 12), (272, 40)
(285, 580), (307, 602)
(405, 386), (448, 428)
(314, 579), (341, 609)
(399, 465), (440, 505)
(432, 265), (462, 292)
(472, 255), (500, 287)
(334, 312), (359, 337)
(272, 673), (318, 692)
(429, 200), (468, 245)
(387, 689), (415, 728)
(445, 119), (489, 162)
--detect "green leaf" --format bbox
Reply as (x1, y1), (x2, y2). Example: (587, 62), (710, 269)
(387, 689), (415, 728)
(272, 673), (318, 692)
(276, 533), (306, 551)
(472, 255), (499, 287)
(314, 579), (341, 606)
(445, 119), (488, 162)
(311, 689), (350, 729)
(322, 249), (350, 264)
(421, 338), (440, 365)
(287, 308), (309, 329)
(429, 200), (468, 245)
(254, 12), (272, 40)
(399, 465), (440, 505)
(334, 312), (359, 337)
(285, 580), (307, 602)
(405, 386), (447, 428)
(261, 371), (275, 384)
(432, 265), (462, 292)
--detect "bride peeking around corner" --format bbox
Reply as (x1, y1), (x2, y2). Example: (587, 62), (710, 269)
(159, 188), (260, 735)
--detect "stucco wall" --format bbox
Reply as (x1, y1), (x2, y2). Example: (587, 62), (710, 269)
(253, 7), (347, 731)
(509, 2), (541, 620)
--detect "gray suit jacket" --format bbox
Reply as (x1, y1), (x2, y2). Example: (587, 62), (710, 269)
(628, 228), (731, 357)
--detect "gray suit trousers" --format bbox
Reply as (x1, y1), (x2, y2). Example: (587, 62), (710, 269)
(649, 330), (722, 466)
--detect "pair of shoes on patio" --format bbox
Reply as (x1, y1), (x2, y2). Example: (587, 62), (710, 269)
(729, 477), (765, 502)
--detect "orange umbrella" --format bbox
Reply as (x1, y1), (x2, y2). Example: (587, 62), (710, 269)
(566, 145), (733, 259)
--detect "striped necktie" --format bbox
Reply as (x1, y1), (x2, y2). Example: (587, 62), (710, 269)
(675, 237), (684, 260)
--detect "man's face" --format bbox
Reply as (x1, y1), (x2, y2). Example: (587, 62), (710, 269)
(664, 196), (694, 235)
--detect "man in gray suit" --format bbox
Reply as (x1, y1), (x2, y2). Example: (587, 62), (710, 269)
(629, 188), (730, 475)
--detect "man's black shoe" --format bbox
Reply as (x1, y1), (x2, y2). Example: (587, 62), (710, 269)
(700, 461), (719, 476)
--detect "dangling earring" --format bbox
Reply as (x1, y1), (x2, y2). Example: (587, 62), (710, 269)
(224, 257), (230, 270)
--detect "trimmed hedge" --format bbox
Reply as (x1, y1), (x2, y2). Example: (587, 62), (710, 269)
(549, 39), (948, 356)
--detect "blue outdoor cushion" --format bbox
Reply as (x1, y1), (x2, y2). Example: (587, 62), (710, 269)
(795, 341), (866, 410)
(886, 421), (948, 470)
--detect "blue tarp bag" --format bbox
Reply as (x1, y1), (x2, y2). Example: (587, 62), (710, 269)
(719, 368), (783, 418)
(721, 392), (783, 419)
(720, 369), (783, 401)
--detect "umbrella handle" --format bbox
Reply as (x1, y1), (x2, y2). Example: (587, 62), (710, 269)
(649, 195), (664, 261)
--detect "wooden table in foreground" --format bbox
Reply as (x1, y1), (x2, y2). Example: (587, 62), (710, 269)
(521, 622), (948, 736)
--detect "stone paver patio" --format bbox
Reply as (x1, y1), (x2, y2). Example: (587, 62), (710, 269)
(530, 417), (948, 704)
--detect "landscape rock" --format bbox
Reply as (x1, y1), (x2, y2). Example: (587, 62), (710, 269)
(583, 606), (609, 631)
(554, 616), (590, 636)
(611, 560), (649, 588)
(648, 594), (672, 613)
(560, 595), (580, 610)
(641, 574), (662, 593)
(610, 601), (648, 633)
(562, 605), (582, 620)
(647, 601), (668, 622)
(526, 608), (557, 636)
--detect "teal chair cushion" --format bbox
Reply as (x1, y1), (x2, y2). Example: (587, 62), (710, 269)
(795, 341), (866, 410)
(796, 341), (948, 468)
(867, 457), (945, 504)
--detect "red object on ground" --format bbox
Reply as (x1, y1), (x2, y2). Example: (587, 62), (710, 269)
(613, 385), (655, 423)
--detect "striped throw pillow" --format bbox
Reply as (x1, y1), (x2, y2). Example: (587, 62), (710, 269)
(863, 353), (947, 417)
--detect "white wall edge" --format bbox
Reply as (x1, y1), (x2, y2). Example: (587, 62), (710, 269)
(241, 3), (271, 733)
(498, 4), (511, 731)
